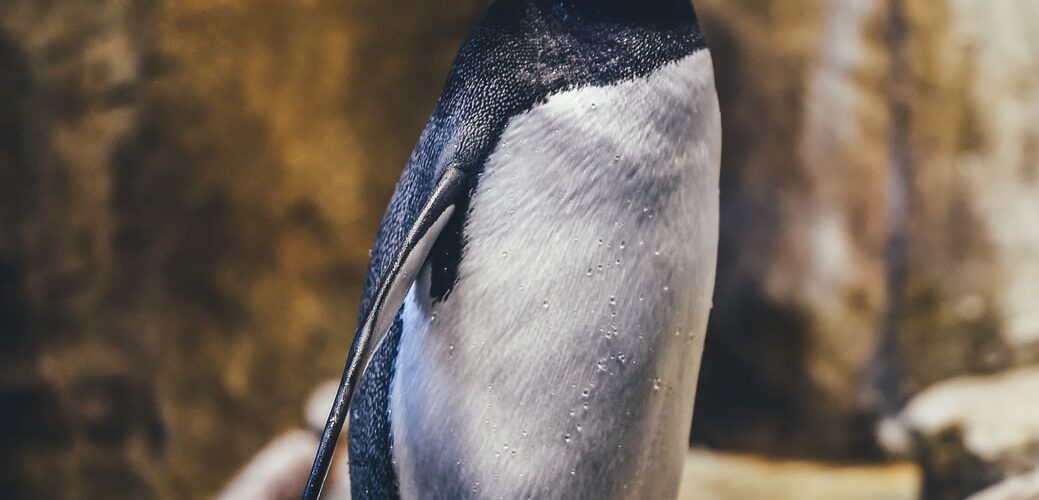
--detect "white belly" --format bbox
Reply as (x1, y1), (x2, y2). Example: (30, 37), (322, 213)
(392, 49), (721, 500)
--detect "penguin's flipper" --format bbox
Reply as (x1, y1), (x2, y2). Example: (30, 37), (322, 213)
(303, 163), (469, 500)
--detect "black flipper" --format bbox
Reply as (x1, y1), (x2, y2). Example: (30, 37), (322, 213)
(303, 164), (470, 500)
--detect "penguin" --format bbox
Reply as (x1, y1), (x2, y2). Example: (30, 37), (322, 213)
(304, 0), (721, 498)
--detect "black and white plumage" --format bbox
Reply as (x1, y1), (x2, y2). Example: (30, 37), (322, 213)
(305, 0), (721, 498)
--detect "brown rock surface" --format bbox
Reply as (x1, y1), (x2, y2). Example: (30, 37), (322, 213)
(143, 2), (482, 496)
(692, 0), (892, 458)
(2, 0), (1038, 498)
(897, 0), (1039, 394)
(693, 0), (1039, 470)
(0, 0), (483, 498)
(1, 1), (162, 497)
(884, 3), (1039, 495)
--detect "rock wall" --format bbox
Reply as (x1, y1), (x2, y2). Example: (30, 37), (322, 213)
(893, 1), (1039, 497)
(0, 1), (162, 497)
(142, 1), (482, 496)
(1, 0), (1037, 498)
(692, 0), (893, 458)
(692, 0), (1039, 496)
(899, 0), (1039, 391)
(0, 0), (484, 498)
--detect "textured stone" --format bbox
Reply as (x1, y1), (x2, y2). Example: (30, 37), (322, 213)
(693, 0), (1039, 466)
(0, 1), (162, 498)
(884, 368), (1039, 499)
(967, 469), (1039, 500)
(4, 0), (1039, 498)
(692, 0), (892, 458)
(144, 2), (484, 496)
(0, 0), (485, 497)
(895, 0), (1039, 395)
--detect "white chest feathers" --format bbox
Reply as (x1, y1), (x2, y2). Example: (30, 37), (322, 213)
(392, 49), (722, 500)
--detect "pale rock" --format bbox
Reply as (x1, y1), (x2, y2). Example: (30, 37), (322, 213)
(887, 368), (1039, 498)
(967, 469), (1039, 500)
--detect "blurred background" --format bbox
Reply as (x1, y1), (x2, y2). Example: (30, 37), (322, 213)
(1, 0), (1037, 499)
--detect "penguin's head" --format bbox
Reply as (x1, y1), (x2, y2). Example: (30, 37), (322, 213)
(544, 0), (699, 24)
